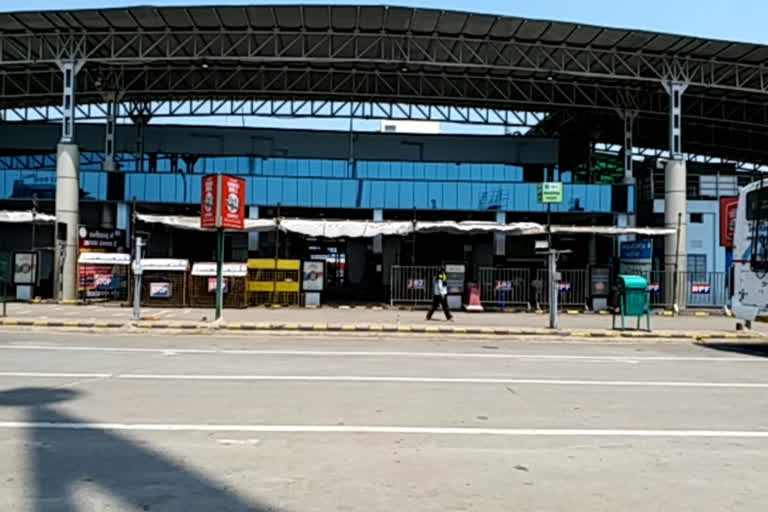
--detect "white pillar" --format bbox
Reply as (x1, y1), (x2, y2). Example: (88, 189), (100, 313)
(494, 211), (506, 258)
(248, 206), (260, 252)
(373, 209), (383, 254)
(55, 143), (80, 301)
(665, 159), (687, 308)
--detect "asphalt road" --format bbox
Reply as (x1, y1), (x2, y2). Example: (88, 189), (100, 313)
(0, 332), (767, 511)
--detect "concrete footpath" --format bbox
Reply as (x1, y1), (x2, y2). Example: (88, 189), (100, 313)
(0, 303), (763, 340)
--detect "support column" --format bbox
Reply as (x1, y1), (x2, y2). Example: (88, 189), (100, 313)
(102, 97), (118, 171)
(493, 211), (506, 266)
(662, 80), (689, 310)
(55, 60), (84, 302)
(129, 103), (152, 173)
(248, 206), (260, 255)
(617, 110), (638, 244)
(373, 209), (384, 296)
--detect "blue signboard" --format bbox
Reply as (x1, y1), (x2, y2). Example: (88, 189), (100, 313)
(620, 240), (653, 260)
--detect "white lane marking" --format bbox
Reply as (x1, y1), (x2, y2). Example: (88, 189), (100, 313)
(116, 374), (768, 388)
(0, 372), (112, 378)
(1, 371), (766, 389)
(0, 345), (762, 363)
(0, 421), (767, 438)
(217, 438), (260, 446)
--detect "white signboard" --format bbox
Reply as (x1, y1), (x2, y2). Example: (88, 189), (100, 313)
(302, 261), (325, 291)
(191, 262), (247, 277)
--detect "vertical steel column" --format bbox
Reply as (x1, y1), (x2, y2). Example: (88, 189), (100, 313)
(57, 61), (83, 144)
(664, 81), (688, 160)
(103, 98), (118, 171)
(618, 109), (638, 244)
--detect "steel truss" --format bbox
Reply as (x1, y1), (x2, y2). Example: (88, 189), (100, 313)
(1, 66), (767, 131)
(594, 143), (768, 173)
(0, 96), (547, 127)
(1, 29), (767, 96)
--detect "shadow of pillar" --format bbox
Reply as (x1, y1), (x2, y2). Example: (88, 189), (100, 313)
(0, 387), (284, 512)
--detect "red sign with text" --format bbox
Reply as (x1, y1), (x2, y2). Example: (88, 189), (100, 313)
(200, 174), (218, 229)
(200, 174), (246, 230)
(220, 175), (246, 230)
(719, 196), (738, 248)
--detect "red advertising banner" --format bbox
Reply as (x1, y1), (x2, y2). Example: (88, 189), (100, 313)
(200, 174), (245, 230)
(220, 175), (246, 230)
(200, 174), (218, 229)
(719, 197), (738, 248)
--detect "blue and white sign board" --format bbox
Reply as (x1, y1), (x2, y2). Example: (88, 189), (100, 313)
(620, 240), (653, 274)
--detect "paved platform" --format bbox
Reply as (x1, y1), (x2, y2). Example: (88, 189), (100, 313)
(0, 303), (762, 340)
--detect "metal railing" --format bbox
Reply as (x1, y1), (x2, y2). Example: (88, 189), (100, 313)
(477, 267), (531, 310)
(390, 265), (441, 305)
(534, 269), (589, 309)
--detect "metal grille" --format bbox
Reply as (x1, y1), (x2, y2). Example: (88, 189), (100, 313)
(534, 269), (589, 309)
(390, 265), (441, 305)
(478, 267), (530, 310)
(188, 275), (248, 309)
(131, 271), (188, 308)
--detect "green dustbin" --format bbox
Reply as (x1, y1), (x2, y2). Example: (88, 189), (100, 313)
(612, 275), (651, 331)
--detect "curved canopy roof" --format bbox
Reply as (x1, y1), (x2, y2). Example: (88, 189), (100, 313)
(1, 4), (767, 163)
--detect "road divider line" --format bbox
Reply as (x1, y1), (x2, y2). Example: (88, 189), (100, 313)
(0, 372), (113, 378)
(114, 374), (768, 388)
(0, 421), (767, 438)
(0, 345), (765, 363)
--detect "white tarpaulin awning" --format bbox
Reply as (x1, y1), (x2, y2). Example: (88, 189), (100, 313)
(78, 252), (131, 265)
(136, 213), (275, 232)
(135, 213), (672, 238)
(0, 210), (56, 224)
(279, 218), (414, 238)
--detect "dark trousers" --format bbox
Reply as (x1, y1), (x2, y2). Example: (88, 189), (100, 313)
(427, 294), (452, 320)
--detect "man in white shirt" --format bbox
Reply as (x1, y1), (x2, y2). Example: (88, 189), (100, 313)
(426, 268), (453, 321)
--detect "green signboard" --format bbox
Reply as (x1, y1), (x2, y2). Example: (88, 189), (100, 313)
(537, 182), (563, 203)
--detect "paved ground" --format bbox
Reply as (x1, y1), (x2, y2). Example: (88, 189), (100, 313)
(0, 302), (758, 334)
(0, 332), (767, 511)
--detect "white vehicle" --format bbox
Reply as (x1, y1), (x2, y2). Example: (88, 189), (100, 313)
(732, 179), (768, 321)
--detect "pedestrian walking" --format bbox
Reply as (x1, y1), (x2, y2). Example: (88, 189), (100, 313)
(426, 268), (453, 321)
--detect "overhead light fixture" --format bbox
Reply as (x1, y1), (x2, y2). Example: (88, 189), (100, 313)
(201, 62), (209, 69)
(546, 75), (553, 81)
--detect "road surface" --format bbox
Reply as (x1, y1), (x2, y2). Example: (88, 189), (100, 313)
(0, 331), (766, 511)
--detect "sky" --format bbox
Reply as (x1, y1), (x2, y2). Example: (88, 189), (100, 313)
(2, 0), (765, 134)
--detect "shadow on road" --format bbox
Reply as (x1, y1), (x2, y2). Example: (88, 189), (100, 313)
(0, 387), (285, 512)
(696, 342), (768, 358)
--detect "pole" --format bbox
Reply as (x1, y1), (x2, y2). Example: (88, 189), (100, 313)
(672, 211), (682, 311)
(215, 227), (224, 320)
(549, 249), (558, 329)
(132, 236), (144, 321)
(273, 203), (281, 305)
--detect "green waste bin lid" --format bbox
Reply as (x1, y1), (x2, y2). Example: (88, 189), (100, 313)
(617, 275), (648, 290)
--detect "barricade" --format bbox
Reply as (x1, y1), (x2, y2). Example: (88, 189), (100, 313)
(189, 262), (248, 308)
(131, 258), (189, 307)
(78, 252), (130, 303)
(534, 269), (589, 309)
(247, 258), (301, 306)
(478, 267), (531, 310)
(390, 265), (440, 305)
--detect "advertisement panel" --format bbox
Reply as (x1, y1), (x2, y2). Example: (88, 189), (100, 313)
(220, 175), (246, 230)
(13, 252), (37, 285)
(302, 261), (325, 291)
(207, 277), (229, 294)
(200, 174), (218, 229)
(149, 282), (172, 298)
(719, 197), (738, 248)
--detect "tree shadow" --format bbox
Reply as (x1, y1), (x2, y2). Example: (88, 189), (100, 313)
(0, 387), (286, 512)
(695, 342), (768, 358)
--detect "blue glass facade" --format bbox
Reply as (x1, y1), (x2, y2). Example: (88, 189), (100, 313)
(0, 155), (631, 214)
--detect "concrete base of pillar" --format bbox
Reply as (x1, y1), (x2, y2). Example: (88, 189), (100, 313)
(54, 143), (80, 301)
